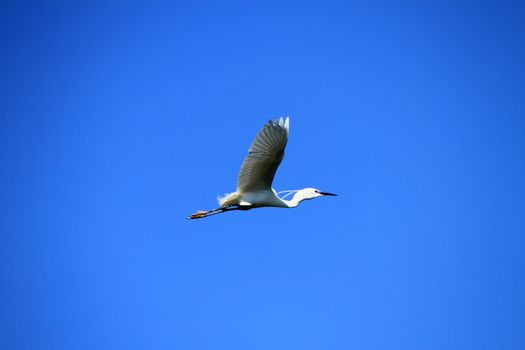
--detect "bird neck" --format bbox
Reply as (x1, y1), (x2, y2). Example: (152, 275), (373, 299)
(283, 189), (311, 208)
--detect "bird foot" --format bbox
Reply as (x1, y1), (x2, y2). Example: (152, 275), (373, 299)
(188, 211), (208, 220)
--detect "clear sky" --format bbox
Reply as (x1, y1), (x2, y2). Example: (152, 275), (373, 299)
(1, 1), (524, 349)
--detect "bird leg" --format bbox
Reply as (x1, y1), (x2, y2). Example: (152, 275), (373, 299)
(188, 210), (211, 219)
(187, 206), (238, 220)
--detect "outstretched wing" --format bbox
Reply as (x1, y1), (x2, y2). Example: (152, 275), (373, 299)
(237, 117), (290, 193)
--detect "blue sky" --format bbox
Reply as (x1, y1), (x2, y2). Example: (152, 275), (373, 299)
(1, 1), (524, 349)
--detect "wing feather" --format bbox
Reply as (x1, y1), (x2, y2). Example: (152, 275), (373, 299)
(237, 117), (289, 192)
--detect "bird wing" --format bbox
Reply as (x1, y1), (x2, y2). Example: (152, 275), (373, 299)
(237, 117), (290, 193)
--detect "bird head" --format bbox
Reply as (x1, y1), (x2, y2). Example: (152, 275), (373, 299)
(303, 188), (337, 199)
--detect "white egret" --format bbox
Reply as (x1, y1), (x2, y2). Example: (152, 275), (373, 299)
(188, 117), (336, 219)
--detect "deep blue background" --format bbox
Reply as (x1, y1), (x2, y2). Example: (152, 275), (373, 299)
(1, 1), (524, 349)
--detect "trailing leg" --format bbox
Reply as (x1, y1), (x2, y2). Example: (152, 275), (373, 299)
(187, 206), (239, 220)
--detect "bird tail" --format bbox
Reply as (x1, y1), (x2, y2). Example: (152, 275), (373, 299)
(217, 192), (238, 207)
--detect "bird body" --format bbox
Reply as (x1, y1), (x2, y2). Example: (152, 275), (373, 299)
(188, 117), (336, 219)
(219, 189), (286, 208)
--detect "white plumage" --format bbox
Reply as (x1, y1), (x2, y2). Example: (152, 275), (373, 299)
(188, 117), (336, 219)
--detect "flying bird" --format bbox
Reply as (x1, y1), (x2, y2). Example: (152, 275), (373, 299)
(188, 117), (336, 219)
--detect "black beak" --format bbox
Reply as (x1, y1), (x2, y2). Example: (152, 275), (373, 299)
(319, 191), (337, 196)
